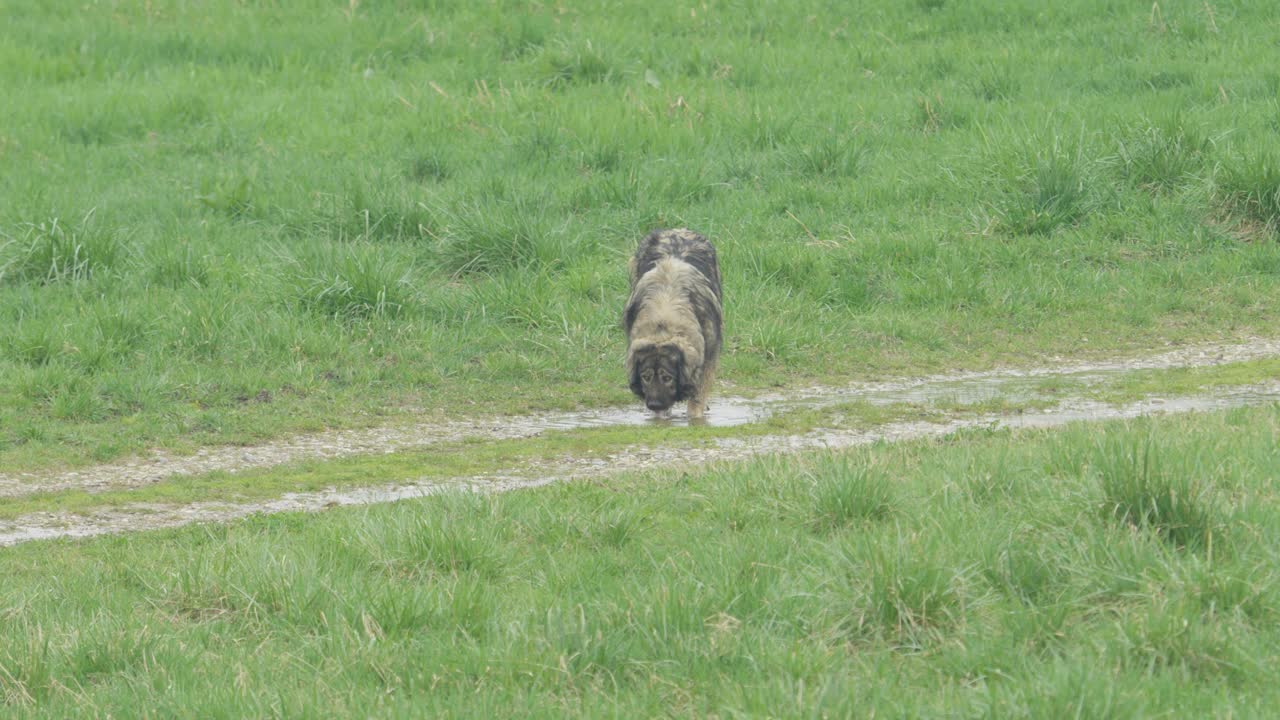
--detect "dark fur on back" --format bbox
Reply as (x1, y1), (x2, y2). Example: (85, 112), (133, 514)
(630, 229), (722, 302)
(622, 228), (723, 418)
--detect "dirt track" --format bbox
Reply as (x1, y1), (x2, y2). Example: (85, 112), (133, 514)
(2, 338), (1279, 546)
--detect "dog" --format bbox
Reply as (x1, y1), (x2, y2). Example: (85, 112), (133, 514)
(623, 228), (723, 420)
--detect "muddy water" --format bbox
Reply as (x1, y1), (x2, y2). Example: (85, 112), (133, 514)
(2, 381), (1279, 547)
(2, 337), (1279, 500)
(534, 396), (776, 429)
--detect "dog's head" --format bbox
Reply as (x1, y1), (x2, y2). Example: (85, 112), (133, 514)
(628, 343), (692, 413)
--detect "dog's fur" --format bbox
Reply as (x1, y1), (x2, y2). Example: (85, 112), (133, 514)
(623, 228), (723, 419)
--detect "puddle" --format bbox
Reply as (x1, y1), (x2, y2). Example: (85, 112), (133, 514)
(3, 336), (1280, 501)
(530, 395), (777, 430)
(2, 381), (1279, 547)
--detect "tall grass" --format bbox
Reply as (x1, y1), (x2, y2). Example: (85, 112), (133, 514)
(282, 245), (415, 319)
(805, 457), (896, 531)
(1093, 434), (1222, 551)
(992, 140), (1099, 236)
(1219, 152), (1280, 235)
(434, 196), (570, 276)
(0, 212), (126, 285)
(1114, 117), (1212, 193)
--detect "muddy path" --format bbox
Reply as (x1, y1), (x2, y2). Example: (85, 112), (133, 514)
(3, 337), (1279, 500)
(2, 338), (1279, 546)
(3, 382), (1279, 547)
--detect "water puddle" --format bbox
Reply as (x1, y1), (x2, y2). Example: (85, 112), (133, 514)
(531, 395), (778, 430)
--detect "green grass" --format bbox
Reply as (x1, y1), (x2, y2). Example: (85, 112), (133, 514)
(6, 6), (1280, 715)
(4, 404), (1280, 716)
(1092, 357), (1280, 399)
(4, 0), (1280, 470)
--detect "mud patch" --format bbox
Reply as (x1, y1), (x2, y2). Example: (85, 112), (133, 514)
(4, 337), (1280, 501)
(3, 381), (1278, 547)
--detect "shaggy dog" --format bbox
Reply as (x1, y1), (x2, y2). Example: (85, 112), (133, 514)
(623, 228), (723, 419)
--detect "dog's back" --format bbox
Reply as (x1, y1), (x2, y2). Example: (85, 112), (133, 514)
(629, 228), (722, 302)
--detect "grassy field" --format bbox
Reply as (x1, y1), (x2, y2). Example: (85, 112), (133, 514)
(3, 405), (1279, 716)
(6, 2), (1280, 712)
(3, 0), (1280, 470)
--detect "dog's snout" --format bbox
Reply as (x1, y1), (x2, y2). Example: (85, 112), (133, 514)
(646, 400), (668, 412)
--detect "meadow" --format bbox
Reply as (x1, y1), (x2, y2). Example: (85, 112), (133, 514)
(5, 1), (1280, 715)
(4, 405), (1280, 716)
(3, 0), (1280, 470)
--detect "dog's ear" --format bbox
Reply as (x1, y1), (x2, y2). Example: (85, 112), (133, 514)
(628, 255), (641, 289)
(625, 346), (644, 398)
(629, 361), (644, 397)
(622, 272), (651, 333)
(675, 346), (701, 393)
(622, 291), (643, 332)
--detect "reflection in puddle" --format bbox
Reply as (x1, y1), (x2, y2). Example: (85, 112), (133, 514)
(538, 396), (776, 430)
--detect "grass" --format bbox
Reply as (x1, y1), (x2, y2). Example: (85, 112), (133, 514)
(1092, 357), (1280, 399)
(4, 0), (1280, 470)
(3, 404), (1280, 715)
(1219, 151), (1280, 234)
(5, 5), (1280, 715)
(991, 138), (1101, 236)
(0, 212), (127, 285)
(1114, 115), (1213, 193)
(1093, 434), (1222, 551)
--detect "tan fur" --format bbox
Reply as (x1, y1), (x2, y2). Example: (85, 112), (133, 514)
(624, 256), (721, 419)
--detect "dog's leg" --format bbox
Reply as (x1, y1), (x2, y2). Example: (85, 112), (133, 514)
(687, 397), (704, 420)
(687, 364), (715, 420)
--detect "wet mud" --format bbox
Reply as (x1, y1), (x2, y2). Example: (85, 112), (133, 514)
(3, 379), (1278, 547)
(5, 337), (1280, 500)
